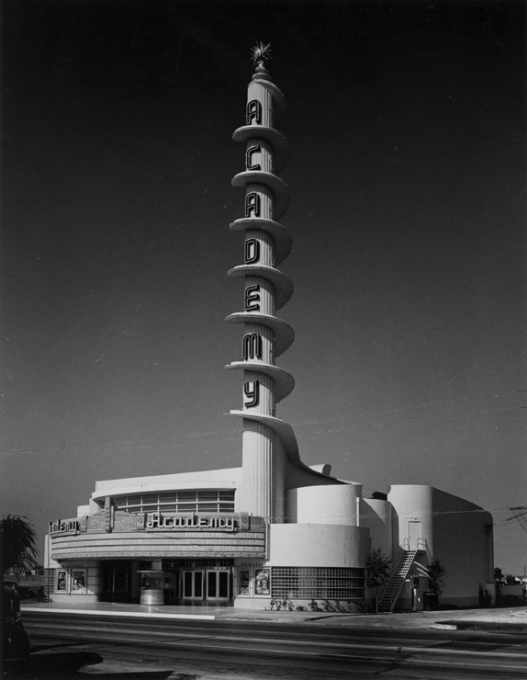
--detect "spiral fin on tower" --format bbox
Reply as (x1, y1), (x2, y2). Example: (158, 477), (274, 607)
(224, 312), (294, 358)
(224, 53), (300, 519)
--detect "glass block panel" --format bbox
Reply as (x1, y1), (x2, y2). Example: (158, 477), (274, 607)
(270, 567), (365, 601)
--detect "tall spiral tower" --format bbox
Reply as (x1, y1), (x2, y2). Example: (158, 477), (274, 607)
(226, 44), (295, 524)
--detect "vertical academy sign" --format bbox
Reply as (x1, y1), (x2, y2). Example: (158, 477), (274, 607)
(225, 43), (296, 521)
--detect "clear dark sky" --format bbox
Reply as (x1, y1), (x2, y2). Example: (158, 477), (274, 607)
(2, 0), (525, 573)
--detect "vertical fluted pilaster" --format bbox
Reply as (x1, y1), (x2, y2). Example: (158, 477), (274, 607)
(240, 419), (273, 517)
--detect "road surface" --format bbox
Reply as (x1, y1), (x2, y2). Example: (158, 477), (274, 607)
(8, 610), (527, 679)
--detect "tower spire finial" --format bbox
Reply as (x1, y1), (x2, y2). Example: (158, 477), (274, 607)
(251, 42), (272, 66)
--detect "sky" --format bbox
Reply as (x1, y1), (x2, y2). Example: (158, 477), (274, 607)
(2, 0), (525, 574)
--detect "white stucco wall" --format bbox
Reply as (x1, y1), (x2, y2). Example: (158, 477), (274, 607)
(44, 534), (61, 569)
(388, 485), (493, 607)
(91, 467), (243, 503)
(388, 485), (434, 552)
(267, 523), (369, 567)
(286, 484), (362, 526)
(360, 498), (393, 558)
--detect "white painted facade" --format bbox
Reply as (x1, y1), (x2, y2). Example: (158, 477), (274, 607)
(44, 463), (493, 609)
(44, 55), (494, 611)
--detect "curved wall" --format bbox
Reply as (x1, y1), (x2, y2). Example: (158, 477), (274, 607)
(360, 498), (393, 558)
(92, 468), (242, 502)
(388, 485), (493, 607)
(268, 523), (369, 567)
(387, 484), (434, 552)
(286, 484), (361, 526)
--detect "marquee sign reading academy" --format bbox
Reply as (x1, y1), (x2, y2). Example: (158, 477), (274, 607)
(49, 511), (266, 560)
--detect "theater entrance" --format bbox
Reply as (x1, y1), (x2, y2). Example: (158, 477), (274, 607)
(101, 561), (132, 602)
(206, 569), (230, 601)
(181, 569), (230, 602)
(163, 558), (234, 604)
(182, 570), (204, 600)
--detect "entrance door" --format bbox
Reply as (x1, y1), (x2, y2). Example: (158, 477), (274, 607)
(408, 521), (421, 550)
(206, 570), (230, 601)
(101, 562), (131, 602)
(182, 570), (204, 600)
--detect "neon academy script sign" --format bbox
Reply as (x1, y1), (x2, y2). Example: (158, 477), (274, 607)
(145, 513), (238, 532)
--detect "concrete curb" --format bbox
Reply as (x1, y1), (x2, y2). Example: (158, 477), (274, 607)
(22, 606), (215, 621)
(434, 619), (527, 633)
(21, 603), (527, 634)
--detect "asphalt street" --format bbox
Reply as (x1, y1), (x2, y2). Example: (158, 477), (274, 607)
(9, 607), (527, 680)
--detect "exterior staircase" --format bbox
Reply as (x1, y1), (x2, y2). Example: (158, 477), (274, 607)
(377, 547), (418, 612)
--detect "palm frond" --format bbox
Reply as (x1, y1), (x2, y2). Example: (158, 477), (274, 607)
(1, 515), (39, 574)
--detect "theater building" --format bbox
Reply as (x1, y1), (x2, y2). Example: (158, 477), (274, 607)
(44, 48), (494, 610)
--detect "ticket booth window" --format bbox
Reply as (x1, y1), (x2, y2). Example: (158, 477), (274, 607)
(138, 570), (175, 605)
(56, 569), (68, 592)
(239, 570), (250, 595)
(71, 569), (87, 594)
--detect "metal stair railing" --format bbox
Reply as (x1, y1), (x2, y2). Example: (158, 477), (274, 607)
(416, 537), (433, 564)
(412, 538), (434, 581)
(377, 540), (418, 612)
(377, 538), (434, 612)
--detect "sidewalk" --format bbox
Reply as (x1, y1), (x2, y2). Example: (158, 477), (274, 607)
(21, 601), (527, 633)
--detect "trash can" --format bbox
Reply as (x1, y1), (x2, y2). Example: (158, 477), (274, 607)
(423, 592), (439, 611)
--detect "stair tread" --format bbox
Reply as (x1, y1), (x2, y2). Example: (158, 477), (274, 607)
(377, 547), (422, 612)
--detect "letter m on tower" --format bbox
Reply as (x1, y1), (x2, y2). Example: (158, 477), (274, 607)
(242, 333), (262, 361)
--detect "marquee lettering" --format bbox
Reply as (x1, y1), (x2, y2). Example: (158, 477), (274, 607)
(245, 192), (260, 218)
(244, 284), (260, 311)
(146, 513), (235, 532)
(242, 333), (262, 360)
(244, 238), (260, 264)
(246, 100), (262, 125)
(246, 144), (261, 171)
(244, 380), (260, 408)
(49, 518), (80, 535)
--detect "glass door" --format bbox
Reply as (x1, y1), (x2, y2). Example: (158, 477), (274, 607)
(206, 570), (230, 601)
(101, 562), (131, 602)
(182, 570), (204, 600)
